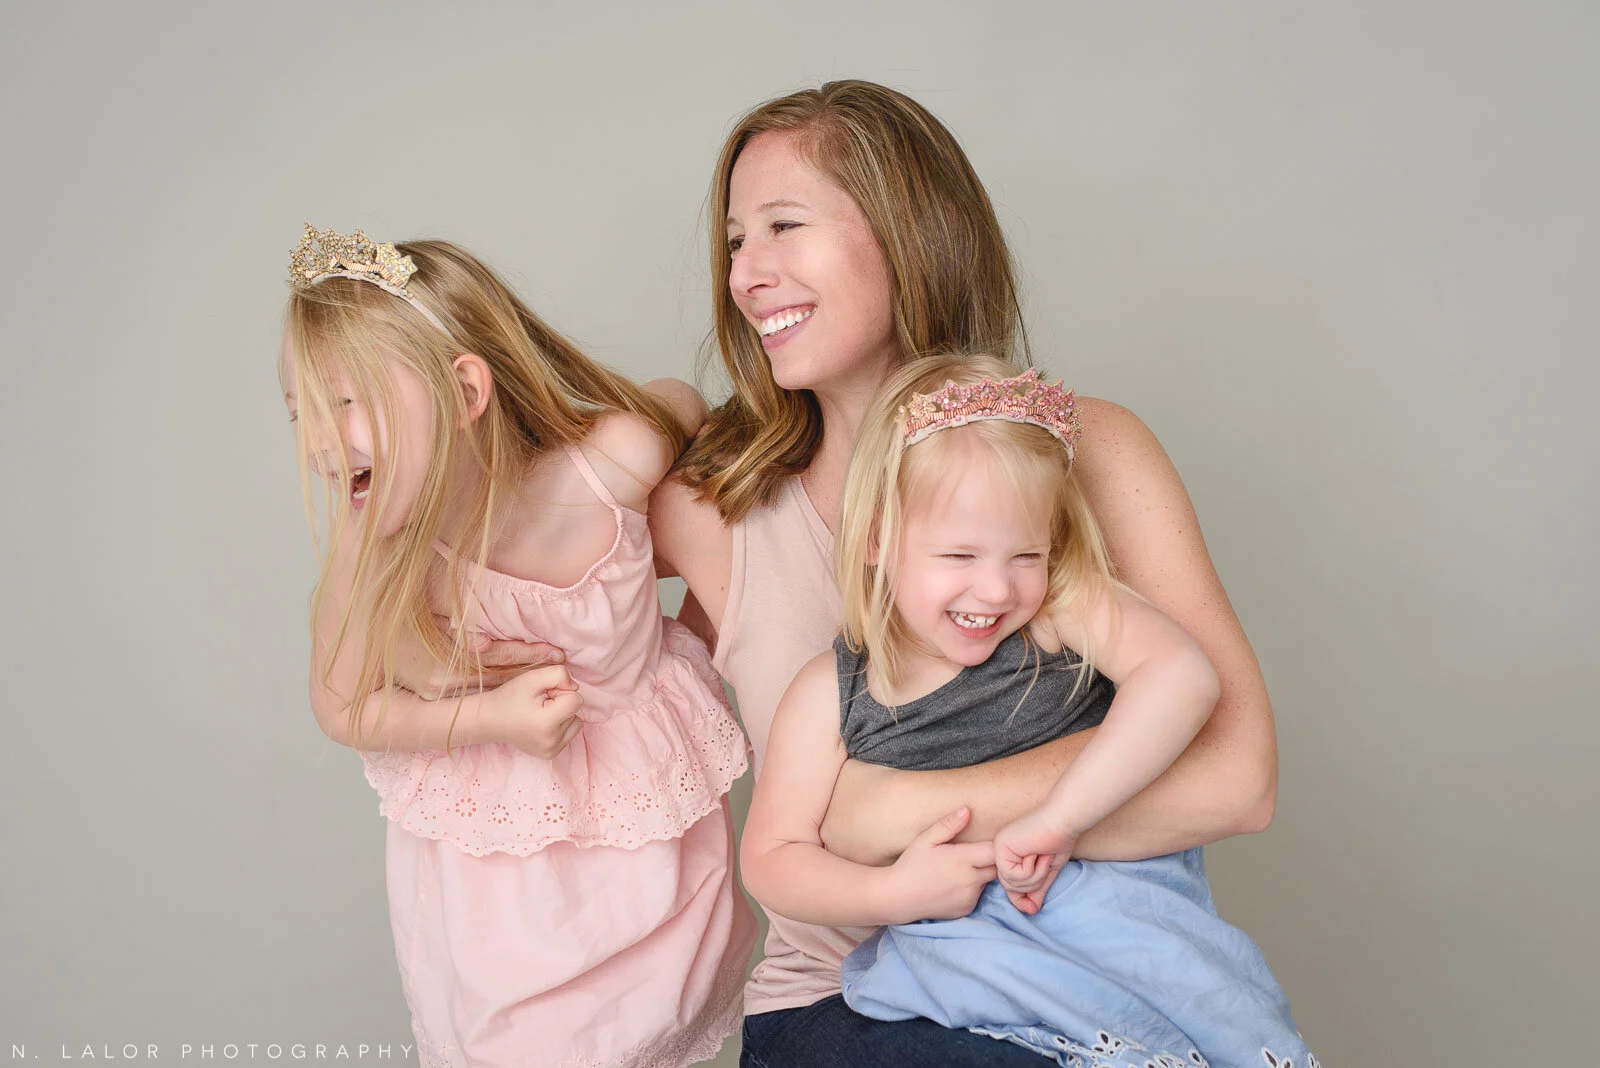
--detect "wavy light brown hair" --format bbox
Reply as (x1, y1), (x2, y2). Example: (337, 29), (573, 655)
(283, 239), (685, 744)
(678, 80), (1031, 522)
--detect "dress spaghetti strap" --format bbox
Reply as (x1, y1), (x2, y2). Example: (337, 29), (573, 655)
(563, 444), (619, 510)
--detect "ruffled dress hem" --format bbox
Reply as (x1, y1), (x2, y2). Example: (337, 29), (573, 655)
(362, 622), (749, 858)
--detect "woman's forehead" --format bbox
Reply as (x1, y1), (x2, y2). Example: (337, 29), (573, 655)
(728, 132), (844, 219)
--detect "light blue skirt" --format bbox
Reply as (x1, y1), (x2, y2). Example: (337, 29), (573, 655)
(841, 849), (1318, 1068)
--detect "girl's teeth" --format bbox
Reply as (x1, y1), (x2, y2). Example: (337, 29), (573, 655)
(758, 307), (813, 336)
(951, 612), (998, 629)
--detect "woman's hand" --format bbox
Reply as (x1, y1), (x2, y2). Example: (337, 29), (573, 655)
(993, 809), (1079, 915)
(392, 620), (565, 700)
(482, 664), (585, 760)
(884, 806), (997, 922)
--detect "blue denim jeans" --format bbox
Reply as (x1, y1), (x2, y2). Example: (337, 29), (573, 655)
(739, 995), (1047, 1067)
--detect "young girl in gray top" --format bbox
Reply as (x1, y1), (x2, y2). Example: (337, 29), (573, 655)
(742, 353), (1317, 1068)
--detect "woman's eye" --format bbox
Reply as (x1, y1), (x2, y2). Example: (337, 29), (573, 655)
(772, 221), (800, 235)
(726, 235), (744, 254)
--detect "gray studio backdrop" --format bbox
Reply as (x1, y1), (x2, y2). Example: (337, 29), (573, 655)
(3, 3), (1595, 1065)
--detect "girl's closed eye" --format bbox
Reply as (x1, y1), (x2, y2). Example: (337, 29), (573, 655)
(293, 398), (352, 424)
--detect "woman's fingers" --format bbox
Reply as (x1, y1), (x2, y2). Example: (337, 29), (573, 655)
(480, 639), (564, 668)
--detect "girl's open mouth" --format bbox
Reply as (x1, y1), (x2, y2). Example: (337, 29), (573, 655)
(350, 468), (372, 508)
(947, 611), (1002, 639)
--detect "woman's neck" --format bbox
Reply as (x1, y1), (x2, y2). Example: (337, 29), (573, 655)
(803, 354), (897, 531)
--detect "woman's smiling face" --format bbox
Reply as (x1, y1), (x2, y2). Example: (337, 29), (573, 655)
(724, 131), (900, 396)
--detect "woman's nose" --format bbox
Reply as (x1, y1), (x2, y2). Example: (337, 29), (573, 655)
(728, 236), (778, 297)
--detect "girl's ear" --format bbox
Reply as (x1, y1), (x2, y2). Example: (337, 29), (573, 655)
(452, 354), (493, 426)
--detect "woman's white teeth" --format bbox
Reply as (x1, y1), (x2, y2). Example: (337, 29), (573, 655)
(950, 612), (998, 629)
(758, 307), (813, 337)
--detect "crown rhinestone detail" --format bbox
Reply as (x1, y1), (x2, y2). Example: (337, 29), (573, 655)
(289, 223), (419, 295)
(287, 223), (454, 339)
(900, 368), (1081, 461)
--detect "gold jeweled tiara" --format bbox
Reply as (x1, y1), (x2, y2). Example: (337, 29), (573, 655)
(900, 368), (1081, 463)
(287, 223), (452, 338)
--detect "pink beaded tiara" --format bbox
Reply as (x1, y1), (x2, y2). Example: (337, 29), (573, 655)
(900, 368), (1081, 463)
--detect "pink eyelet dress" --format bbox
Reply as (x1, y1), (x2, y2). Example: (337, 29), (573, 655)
(360, 445), (756, 1068)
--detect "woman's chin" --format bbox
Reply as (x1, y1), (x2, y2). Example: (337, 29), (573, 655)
(766, 351), (819, 392)
(768, 348), (857, 395)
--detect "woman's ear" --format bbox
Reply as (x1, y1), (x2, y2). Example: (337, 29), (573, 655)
(452, 353), (493, 426)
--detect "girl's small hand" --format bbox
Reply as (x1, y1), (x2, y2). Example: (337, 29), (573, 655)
(887, 806), (998, 923)
(486, 664), (585, 760)
(994, 810), (1079, 916)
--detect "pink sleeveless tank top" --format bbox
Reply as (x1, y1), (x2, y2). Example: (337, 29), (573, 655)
(361, 445), (749, 857)
(712, 477), (875, 1014)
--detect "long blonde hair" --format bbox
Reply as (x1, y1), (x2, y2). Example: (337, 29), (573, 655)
(282, 239), (686, 743)
(679, 79), (1031, 521)
(837, 354), (1119, 693)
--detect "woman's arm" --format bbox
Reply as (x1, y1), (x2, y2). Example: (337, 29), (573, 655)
(310, 537), (582, 756)
(821, 399), (1278, 863)
(648, 474), (734, 646)
(741, 652), (997, 927)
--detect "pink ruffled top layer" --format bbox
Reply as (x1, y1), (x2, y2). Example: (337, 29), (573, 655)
(361, 451), (749, 859)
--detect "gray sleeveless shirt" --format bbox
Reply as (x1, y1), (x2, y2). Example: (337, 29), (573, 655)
(836, 628), (1114, 771)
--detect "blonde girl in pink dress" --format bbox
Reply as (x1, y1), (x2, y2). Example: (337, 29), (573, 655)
(279, 227), (755, 1068)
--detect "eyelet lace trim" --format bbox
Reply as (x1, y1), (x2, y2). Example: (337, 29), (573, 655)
(362, 623), (750, 857)
(969, 1026), (1322, 1068)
